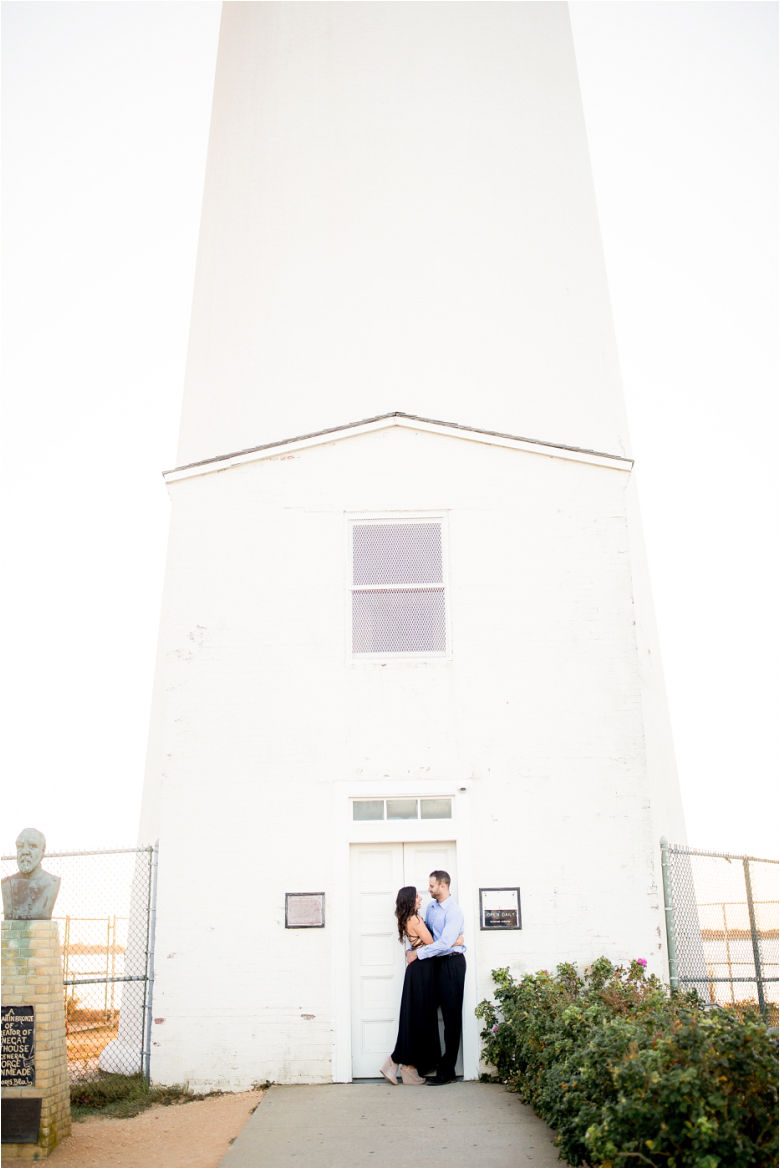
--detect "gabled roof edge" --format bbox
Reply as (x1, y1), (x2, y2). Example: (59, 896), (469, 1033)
(164, 412), (633, 480)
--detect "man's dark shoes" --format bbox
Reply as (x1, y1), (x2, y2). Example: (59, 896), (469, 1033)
(426, 1074), (457, 1085)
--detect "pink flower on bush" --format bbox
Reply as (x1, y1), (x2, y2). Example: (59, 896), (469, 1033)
(636, 958), (647, 968)
(493, 1024), (499, 1032)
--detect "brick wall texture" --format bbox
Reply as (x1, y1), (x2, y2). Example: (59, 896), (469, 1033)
(2, 920), (71, 1160)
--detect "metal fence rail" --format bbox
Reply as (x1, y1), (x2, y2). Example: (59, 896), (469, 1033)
(660, 838), (778, 1022)
(1, 845), (158, 1083)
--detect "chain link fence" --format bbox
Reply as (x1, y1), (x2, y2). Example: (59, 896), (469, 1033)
(661, 839), (778, 1023)
(1, 845), (157, 1083)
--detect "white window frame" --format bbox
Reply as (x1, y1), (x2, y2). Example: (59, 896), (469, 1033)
(345, 513), (451, 662)
(350, 795), (455, 823)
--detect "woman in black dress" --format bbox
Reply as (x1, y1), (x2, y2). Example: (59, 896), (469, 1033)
(380, 886), (441, 1085)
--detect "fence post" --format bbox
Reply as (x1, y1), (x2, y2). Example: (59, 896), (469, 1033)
(721, 903), (735, 1004)
(104, 916), (111, 1017)
(63, 915), (71, 982)
(660, 837), (679, 993)
(743, 857), (766, 1017)
(110, 916), (117, 1017)
(63, 915), (71, 1034)
(142, 841), (159, 1084)
(139, 849), (153, 1083)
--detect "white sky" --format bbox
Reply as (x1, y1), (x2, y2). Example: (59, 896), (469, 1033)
(2, 2), (777, 860)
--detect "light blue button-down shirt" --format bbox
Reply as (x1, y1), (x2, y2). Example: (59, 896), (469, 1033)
(416, 895), (466, 959)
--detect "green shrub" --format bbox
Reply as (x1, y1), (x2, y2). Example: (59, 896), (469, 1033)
(476, 958), (778, 1168)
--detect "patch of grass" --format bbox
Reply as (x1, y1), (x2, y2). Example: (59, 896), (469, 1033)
(70, 1073), (219, 1120)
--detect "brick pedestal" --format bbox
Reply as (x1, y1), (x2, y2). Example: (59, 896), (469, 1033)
(2, 921), (71, 1162)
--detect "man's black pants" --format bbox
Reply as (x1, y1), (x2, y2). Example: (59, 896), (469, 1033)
(434, 953), (466, 1079)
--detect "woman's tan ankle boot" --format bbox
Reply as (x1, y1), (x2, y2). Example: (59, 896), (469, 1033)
(401, 1065), (426, 1085)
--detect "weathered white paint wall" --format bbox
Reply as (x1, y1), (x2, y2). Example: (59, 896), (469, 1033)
(136, 1), (686, 1091)
(177, 1), (630, 468)
(139, 426), (685, 1090)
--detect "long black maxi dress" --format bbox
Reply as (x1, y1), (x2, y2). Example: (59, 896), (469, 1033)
(390, 936), (441, 1074)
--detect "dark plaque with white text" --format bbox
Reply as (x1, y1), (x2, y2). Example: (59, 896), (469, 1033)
(1, 1005), (35, 1087)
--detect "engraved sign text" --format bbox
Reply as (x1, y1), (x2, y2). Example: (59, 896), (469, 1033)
(1, 1005), (35, 1087)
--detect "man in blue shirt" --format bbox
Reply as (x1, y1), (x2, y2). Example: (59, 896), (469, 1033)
(405, 869), (466, 1085)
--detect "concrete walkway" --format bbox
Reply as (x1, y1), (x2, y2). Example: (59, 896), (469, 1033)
(219, 1081), (563, 1169)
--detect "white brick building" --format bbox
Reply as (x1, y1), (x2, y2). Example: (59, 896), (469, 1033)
(135, 2), (686, 1089)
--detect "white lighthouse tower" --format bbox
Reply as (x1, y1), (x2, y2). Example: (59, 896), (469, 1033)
(137, 1), (686, 1089)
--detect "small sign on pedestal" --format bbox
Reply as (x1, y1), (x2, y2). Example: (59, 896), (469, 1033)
(1, 1005), (36, 1086)
(2, 1098), (43, 1144)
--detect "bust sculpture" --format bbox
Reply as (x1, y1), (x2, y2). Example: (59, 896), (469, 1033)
(2, 828), (61, 920)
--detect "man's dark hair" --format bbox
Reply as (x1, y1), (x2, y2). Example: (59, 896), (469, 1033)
(430, 870), (451, 887)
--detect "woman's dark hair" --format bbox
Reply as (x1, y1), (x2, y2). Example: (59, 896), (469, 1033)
(395, 885), (418, 944)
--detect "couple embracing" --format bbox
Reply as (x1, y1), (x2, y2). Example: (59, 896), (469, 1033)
(380, 870), (466, 1087)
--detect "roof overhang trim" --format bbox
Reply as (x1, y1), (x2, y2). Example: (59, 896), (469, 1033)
(163, 412), (633, 483)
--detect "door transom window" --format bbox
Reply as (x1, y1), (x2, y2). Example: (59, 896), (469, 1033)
(352, 798), (452, 821)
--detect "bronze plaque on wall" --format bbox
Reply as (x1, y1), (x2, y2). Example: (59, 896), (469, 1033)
(1, 1005), (35, 1086)
(1, 1098), (42, 1144)
(285, 893), (325, 928)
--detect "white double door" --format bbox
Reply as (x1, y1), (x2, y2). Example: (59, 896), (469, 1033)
(349, 841), (457, 1078)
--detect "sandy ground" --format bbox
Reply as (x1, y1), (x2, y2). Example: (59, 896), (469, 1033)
(2, 1090), (265, 1169)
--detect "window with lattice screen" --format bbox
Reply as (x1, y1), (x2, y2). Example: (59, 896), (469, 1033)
(350, 520), (447, 655)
